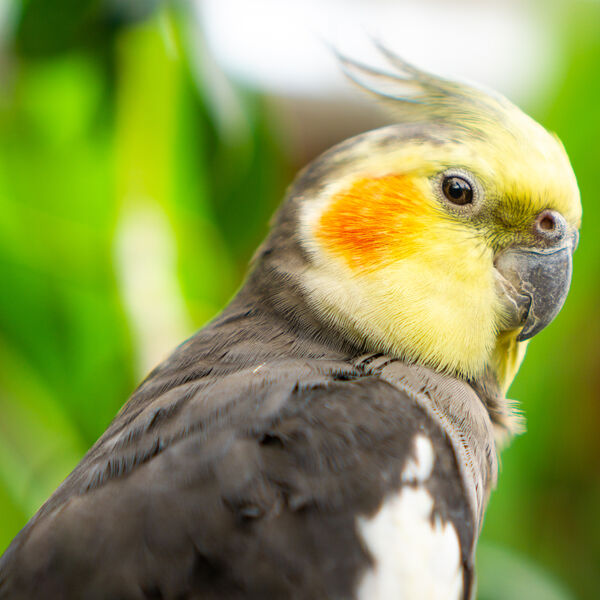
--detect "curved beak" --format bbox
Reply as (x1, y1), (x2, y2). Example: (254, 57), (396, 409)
(495, 237), (576, 341)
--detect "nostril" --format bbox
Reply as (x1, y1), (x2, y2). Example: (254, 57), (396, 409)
(539, 215), (555, 231)
(534, 210), (566, 242)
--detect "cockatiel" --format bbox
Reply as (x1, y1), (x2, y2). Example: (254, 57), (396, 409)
(0, 47), (581, 600)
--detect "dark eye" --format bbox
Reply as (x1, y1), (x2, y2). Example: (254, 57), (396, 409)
(442, 176), (473, 205)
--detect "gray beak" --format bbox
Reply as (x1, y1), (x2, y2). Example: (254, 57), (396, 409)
(495, 239), (575, 341)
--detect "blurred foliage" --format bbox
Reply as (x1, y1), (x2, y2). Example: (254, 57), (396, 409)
(0, 0), (288, 549)
(0, 1), (598, 598)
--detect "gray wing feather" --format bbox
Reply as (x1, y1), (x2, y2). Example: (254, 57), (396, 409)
(0, 358), (474, 599)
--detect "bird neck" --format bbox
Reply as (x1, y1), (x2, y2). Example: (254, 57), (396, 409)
(467, 332), (527, 444)
(242, 214), (523, 445)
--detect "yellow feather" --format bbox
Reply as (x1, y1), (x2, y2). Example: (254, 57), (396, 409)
(298, 72), (580, 387)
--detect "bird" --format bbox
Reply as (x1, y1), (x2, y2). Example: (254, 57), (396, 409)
(0, 46), (581, 600)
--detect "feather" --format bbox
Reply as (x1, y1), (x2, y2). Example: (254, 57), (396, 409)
(335, 41), (509, 137)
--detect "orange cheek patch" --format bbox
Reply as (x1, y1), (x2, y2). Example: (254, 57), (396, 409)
(315, 174), (431, 271)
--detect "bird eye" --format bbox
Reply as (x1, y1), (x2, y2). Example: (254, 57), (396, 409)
(442, 176), (473, 205)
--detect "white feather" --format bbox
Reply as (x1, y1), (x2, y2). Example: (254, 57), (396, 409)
(357, 436), (463, 600)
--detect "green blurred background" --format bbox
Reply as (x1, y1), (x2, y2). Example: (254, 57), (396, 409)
(0, 1), (598, 598)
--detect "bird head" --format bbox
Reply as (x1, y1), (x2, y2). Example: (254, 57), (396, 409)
(261, 48), (581, 418)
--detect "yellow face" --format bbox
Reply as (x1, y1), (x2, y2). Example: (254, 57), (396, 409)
(298, 109), (581, 386)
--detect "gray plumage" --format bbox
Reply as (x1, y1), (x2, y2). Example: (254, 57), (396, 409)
(0, 127), (500, 600)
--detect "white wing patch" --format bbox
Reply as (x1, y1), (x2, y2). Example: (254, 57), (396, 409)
(357, 435), (463, 600)
(401, 434), (435, 483)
